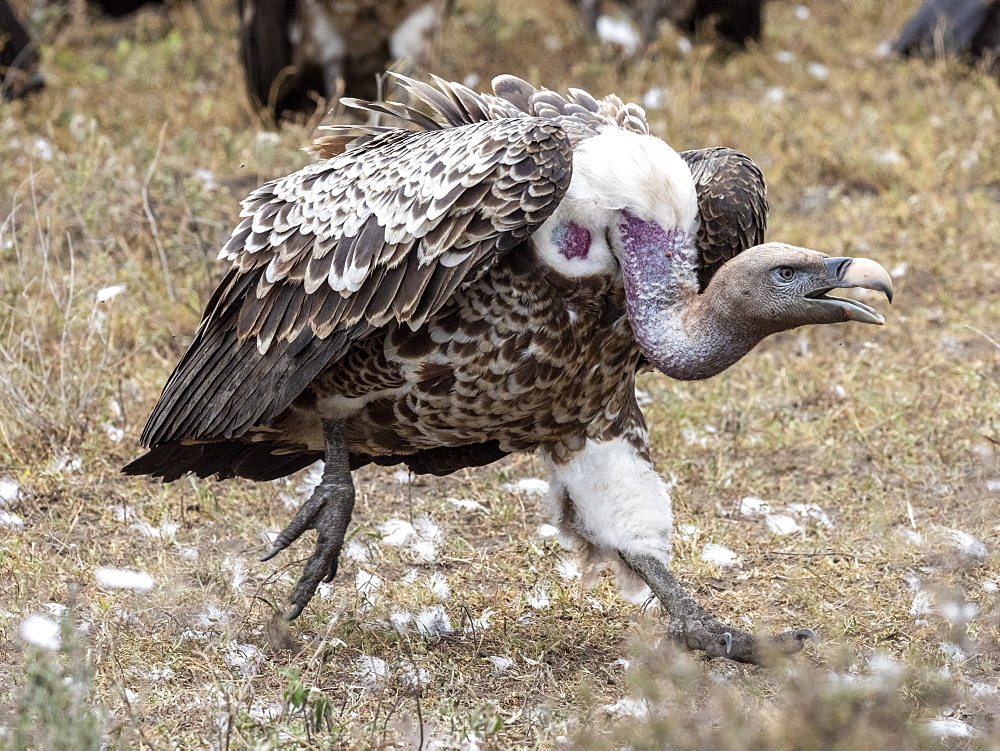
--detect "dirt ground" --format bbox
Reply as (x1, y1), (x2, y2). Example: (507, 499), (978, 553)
(1, 0), (1000, 747)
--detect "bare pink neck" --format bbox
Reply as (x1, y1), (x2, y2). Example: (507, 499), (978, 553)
(617, 211), (762, 381)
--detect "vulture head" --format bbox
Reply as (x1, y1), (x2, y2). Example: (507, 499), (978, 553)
(562, 129), (894, 382)
(615, 226), (893, 381)
(616, 230), (893, 381)
(703, 244), (893, 330)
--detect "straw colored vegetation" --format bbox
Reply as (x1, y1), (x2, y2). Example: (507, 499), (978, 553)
(1, 0), (999, 747)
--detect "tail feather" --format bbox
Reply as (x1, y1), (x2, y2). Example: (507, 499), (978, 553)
(123, 439), (511, 483)
(123, 441), (321, 483)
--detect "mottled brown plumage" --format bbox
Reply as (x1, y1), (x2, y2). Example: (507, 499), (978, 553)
(140, 115), (573, 450)
(129, 76), (765, 485)
(282, 248), (646, 466)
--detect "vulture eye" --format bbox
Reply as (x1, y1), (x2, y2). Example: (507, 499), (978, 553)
(777, 267), (795, 281)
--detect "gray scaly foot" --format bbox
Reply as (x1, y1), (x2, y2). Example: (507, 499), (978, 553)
(620, 550), (815, 664)
(262, 419), (356, 620)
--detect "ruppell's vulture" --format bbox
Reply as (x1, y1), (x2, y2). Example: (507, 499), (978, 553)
(124, 75), (893, 664)
(237, 0), (440, 122)
(0, 0), (43, 100)
(579, 0), (764, 48)
(893, 0), (1000, 66)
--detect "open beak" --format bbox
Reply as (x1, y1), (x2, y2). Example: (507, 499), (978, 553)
(806, 257), (894, 325)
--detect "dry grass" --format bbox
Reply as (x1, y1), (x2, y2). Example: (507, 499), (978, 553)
(2, 0), (1000, 747)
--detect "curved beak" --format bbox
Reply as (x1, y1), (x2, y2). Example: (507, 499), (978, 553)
(824, 257), (894, 303)
(808, 257), (894, 325)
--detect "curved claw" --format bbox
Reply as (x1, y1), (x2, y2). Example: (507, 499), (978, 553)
(759, 627), (819, 662)
(794, 628), (818, 643)
(282, 533), (344, 621)
(266, 420), (356, 620)
(682, 622), (752, 660)
(682, 623), (817, 664)
(778, 627), (818, 650)
(618, 549), (814, 665)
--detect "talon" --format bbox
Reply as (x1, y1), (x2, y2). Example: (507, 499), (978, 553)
(285, 602), (307, 622)
(261, 491), (328, 562)
(762, 627), (818, 660)
(619, 549), (811, 665)
(260, 544), (284, 563)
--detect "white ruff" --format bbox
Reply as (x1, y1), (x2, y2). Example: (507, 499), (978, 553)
(534, 127), (698, 278)
(545, 436), (673, 602)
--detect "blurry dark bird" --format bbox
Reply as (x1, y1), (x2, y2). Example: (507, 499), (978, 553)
(237, 0), (441, 123)
(124, 74), (892, 664)
(893, 0), (1000, 65)
(579, 0), (764, 48)
(0, 0), (44, 100)
(86, 0), (167, 17)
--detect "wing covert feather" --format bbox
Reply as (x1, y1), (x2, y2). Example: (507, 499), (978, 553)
(140, 117), (572, 447)
(680, 147), (768, 289)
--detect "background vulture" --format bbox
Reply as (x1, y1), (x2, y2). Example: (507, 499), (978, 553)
(237, 0), (441, 122)
(0, 0), (43, 100)
(578, 0), (764, 48)
(893, 0), (1000, 68)
(124, 75), (892, 664)
(85, 0), (171, 17)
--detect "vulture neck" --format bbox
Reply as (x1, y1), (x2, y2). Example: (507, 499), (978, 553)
(618, 211), (764, 382)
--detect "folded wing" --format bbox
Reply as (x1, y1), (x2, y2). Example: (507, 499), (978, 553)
(680, 146), (768, 290)
(140, 117), (572, 448)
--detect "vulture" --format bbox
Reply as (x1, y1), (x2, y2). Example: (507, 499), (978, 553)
(893, 0), (1000, 67)
(579, 0), (764, 48)
(0, 0), (43, 100)
(237, 0), (441, 122)
(124, 75), (893, 664)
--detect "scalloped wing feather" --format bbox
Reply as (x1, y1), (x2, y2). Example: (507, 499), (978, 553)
(312, 74), (650, 156)
(140, 116), (572, 447)
(679, 147), (768, 289)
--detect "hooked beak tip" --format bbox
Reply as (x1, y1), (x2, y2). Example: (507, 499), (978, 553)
(826, 256), (894, 303)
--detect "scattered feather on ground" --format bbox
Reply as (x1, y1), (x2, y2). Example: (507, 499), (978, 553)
(19, 614), (61, 651)
(94, 568), (155, 592)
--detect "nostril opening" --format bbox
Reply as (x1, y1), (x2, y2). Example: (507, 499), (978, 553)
(823, 257), (852, 279)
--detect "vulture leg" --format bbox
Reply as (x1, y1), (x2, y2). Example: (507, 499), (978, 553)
(620, 551), (815, 664)
(548, 434), (814, 665)
(262, 418), (356, 620)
